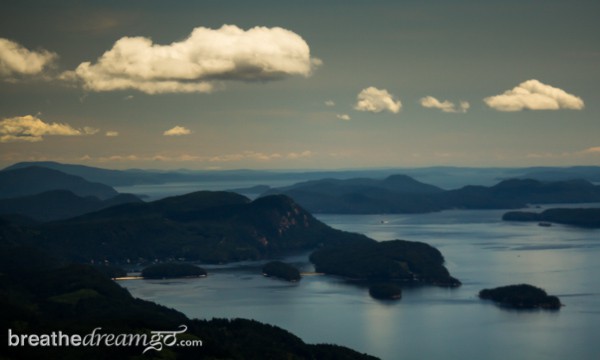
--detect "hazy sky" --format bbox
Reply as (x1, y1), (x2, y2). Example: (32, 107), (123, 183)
(1, 0), (599, 170)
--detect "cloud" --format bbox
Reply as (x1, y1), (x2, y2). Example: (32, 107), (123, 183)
(354, 87), (401, 114)
(0, 38), (58, 77)
(98, 154), (139, 162)
(484, 79), (584, 111)
(325, 100), (335, 107)
(581, 146), (600, 154)
(64, 24), (321, 94)
(208, 150), (313, 162)
(163, 126), (191, 136)
(336, 114), (351, 121)
(83, 126), (100, 135)
(0, 115), (84, 142)
(420, 96), (470, 113)
(209, 151), (282, 162)
(105, 131), (119, 137)
(286, 150), (314, 159)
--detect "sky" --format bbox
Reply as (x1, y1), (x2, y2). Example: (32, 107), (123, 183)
(1, 0), (599, 170)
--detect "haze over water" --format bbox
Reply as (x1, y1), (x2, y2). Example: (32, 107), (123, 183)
(121, 205), (600, 360)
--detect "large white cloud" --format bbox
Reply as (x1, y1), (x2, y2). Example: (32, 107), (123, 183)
(420, 96), (469, 113)
(64, 24), (321, 94)
(0, 115), (82, 142)
(354, 87), (401, 114)
(484, 79), (584, 111)
(0, 38), (58, 77)
(163, 126), (191, 136)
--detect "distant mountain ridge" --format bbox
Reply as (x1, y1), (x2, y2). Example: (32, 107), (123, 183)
(263, 175), (444, 213)
(5, 161), (600, 189)
(0, 190), (142, 222)
(0, 166), (118, 200)
(265, 177), (600, 214)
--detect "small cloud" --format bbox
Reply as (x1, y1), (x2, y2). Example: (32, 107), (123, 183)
(150, 154), (200, 162)
(354, 87), (401, 114)
(83, 126), (100, 135)
(0, 38), (58, 78)
(581, 146), (600, 154)
(208, 150), (284, 163)
(163, 126), (192, 136)
(98, 154), (139, 162)
(63, 24), (320, 94)
(336, 114), (351, 121)
(0, 115), (82, 142)
(287, 150), (314, 159)
(105, 131), (119, 137)
(484, 79), (584, 111)
(420, 96), (470, 113)
(325, 100), (335, 107)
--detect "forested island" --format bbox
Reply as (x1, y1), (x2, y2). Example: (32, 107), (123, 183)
(262, 261), (301, 282)
(503, 208), (600, 228)
(479, 284), (562, 310)
(368, 284), (402, 300)
(310, 239), (461, 287)
(141, 263), (207, 279)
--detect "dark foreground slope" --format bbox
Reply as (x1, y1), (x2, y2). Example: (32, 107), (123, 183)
(0, 223), (378, 360)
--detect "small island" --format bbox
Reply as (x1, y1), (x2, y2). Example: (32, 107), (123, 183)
(262, 261), (301, 282)
(479, 284), (562, 310)
(369, 283), (402, 300)
(141, 263), (207, 279)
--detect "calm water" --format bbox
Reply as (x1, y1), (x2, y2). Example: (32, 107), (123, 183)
(120, 206), (600, 360)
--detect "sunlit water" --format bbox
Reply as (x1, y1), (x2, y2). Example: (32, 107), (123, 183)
(120, 205), (600, 360)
